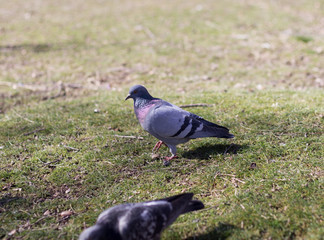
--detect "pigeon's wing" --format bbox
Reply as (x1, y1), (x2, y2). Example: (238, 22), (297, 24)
(148, 103), (202, 139)
(149, 103), (234, 139)
(97, 203), (135, 224)
(118, 201), (173, 240)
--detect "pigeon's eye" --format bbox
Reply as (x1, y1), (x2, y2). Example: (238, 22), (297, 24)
(133, 90), (138, 94)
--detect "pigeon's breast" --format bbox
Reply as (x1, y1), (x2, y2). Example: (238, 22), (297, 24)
(135, 100), (160, 129)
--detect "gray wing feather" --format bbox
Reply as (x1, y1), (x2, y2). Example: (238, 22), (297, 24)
(147, 102), (233, 140)
(148, 104), (198, 139)
(119, 201), (172, 240)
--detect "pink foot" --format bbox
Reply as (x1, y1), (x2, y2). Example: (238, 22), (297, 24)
(163, 155), (177, 166)
(153, 141), (164, 152)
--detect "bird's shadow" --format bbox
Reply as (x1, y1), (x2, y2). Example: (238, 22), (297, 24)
(182, 143), (247, 160)
(185, 223), (239, 240)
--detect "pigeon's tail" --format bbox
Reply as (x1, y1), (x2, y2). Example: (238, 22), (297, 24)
(160, 193), (204, 214)
(160, 192), (193, 203)
(182, 199), (205, 214)
(207, 125), (234, 139)
(191, 122), (234, 139)
(187, 116), (234, 139)
(158, 193), (204, 228)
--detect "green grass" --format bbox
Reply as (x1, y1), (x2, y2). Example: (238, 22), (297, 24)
(1, 0), (324, 239)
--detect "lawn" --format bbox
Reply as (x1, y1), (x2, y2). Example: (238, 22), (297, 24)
(0, 0), (323, 239)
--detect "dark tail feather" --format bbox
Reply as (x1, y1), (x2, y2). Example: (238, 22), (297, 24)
(219, 130), (234, 139)
(182, 199), (204, 214)
(159, 193), (204, 214)
(201, 119), (229, 130)
(158, 193), (193, 203)
(158, 193), (204, 227)
(204, 119), (234, 138)
(189, 116), (234, 139)
(191, 124), (234, 139)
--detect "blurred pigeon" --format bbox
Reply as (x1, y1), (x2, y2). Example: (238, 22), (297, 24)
(79, 193), (204, 240)
(125, 85), (234, 165)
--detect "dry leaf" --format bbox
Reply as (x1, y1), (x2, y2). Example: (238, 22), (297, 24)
(8, 229), (16, 236)
(43, 210), (50, 216)
(60, 210), (73, 217)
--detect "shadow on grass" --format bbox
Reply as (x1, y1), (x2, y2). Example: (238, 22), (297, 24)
(0, 196), (23, 206)
(186, 223), (239, 240)
(0, 227), (5, 239)
(183, 143), (247, 160)
(0, 43), (54, 53)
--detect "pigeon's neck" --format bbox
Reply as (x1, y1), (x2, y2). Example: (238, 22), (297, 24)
(134, 98), (160, 126)
(134, 97), (156, 110)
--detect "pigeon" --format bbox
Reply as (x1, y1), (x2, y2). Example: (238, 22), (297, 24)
(125, 85), (234, 165)
(79, 193), (204, 240)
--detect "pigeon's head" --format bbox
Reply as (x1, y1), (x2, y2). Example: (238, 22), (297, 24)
(125, 85), (153, 101)
(79, 224), (122, 240)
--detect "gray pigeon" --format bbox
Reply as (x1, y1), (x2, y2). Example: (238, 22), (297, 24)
(79, 193), (204, 240)
(125, 85), (234, 165)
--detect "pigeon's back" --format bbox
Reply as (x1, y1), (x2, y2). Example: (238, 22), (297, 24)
(119, 201), (173, 240)
(79, 193), (204, 240)
(120, 193), (204, 240)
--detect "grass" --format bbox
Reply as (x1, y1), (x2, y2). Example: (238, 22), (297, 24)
(1, 0), (324, 239)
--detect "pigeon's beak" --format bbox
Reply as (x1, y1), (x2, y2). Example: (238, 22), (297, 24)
(125, 94), (131, 101)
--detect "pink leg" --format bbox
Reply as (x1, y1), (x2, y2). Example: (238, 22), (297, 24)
(152, 141), (164, 152)
(163, 155), (178, 166)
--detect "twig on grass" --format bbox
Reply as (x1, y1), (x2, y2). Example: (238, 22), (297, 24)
(179, 103), (213, 108)
(224, 143), (234, 155)
(215, 172), (246, 184)
(216, 173), (236, 177)
(113, 135), (144, 140)
(23, 128), (45, 136)
(32, 216), (47, 225)
(61, 144), (80, 152)
(196, 205), (219, 212)
(143, 27), (156, 40)
(240, 204), (246, 210)
(234, 178), (246, 184)
(11, 109), (35, 123)
(43, 159), (61, 166)
(0, 197), (21, 205)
